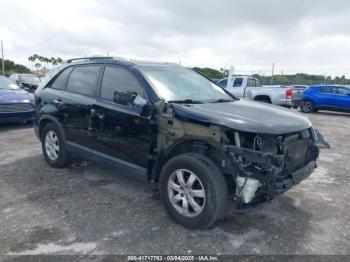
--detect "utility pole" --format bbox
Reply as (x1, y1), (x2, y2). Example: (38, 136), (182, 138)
(270, 61), (274, 85)
(1, 40), (4, 76)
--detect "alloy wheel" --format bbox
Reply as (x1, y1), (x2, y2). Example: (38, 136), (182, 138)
(167, 169), (206, 217)
(45, 130), (60, 161)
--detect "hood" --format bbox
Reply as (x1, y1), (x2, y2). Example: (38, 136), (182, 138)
(171, 99), (312, 134)
(0, 89), (34, 104)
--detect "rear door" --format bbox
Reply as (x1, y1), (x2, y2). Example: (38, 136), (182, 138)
(91, 65), (152, 168)
(327, 86), (350, 110)
(62, 65), (102, 149)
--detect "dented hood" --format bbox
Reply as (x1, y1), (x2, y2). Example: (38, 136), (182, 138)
(171, 99), (312, 134)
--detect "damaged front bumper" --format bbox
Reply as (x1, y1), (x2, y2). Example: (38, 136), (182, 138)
(223, 138), (319, 205)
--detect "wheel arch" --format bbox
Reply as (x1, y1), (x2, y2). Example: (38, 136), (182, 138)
(253, 95), (272, 103)
(149, 138), (227, 183)
(38, 115), (66, 142)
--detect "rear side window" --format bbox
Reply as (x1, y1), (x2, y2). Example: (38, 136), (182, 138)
(66, 66), (100, 96)
(335, 87), (350, 95)
(100, 66), (144, 101)
(233, 78), (243, 87)
(50, 67), (73, 90)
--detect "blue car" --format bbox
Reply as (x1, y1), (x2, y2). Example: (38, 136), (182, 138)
(298, 85), (350, 113)
(0, 76), (35, 124)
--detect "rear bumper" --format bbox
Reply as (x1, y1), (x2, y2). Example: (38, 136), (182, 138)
(276, 98), (293, 107)
(0, 111), (35, 124)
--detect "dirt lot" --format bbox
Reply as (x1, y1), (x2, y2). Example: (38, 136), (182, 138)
(0, 110), (349, 257)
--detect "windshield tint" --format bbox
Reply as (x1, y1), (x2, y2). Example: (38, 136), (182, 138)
(19, 74), (40, 83)
(141, 66), (233, 102)
(0, 77), (19, 90)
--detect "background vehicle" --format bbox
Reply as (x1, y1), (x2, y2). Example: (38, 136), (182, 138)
(35, 57), (323, 229)
(217, 76), (294, 107)
(294, 85), (350, 113)
(0, 76), (35, 124)
(9, 73), (40, 93)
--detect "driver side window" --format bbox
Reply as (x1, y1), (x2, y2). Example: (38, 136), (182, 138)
(100, 66), (145, 103)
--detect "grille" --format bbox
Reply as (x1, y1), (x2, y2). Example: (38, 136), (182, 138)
(22, 83), (38, 90)
(0, 103), (34, 112)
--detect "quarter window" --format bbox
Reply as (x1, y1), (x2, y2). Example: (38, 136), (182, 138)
(100, 66), (144, 101)
(66, 66), (100, 96)
(50, 67), (73, 90)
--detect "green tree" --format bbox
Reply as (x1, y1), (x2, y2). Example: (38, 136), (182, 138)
(0, 58), (31, 76)
(192, 67), (226, 79)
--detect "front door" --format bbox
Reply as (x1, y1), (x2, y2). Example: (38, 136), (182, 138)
(91, 65), (151, 168)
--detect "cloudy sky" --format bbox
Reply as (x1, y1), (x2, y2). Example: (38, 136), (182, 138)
(1, 0), (350, 76)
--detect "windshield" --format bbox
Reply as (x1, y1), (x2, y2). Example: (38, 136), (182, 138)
(19, 74), (40, 83)
(141, 66), (234, 103)
(0, 77), (19, 90)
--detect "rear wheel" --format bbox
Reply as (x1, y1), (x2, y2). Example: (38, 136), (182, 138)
(159, 153), (228, 229)
(300, 100), (315, 113)
(255, 96), (271, 104)
(41, 123), (71, 168)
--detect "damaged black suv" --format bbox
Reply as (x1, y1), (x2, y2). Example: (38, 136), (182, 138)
(34, 57), (327, 229)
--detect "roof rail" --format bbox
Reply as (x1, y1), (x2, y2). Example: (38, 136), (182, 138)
(65, 56), (118, 64)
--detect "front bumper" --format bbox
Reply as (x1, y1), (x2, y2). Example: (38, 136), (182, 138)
(273, 160), (315, 194)
(277, 98), (292, 107)
(223, 140), (319, 204)
(0, 111), (35, 124)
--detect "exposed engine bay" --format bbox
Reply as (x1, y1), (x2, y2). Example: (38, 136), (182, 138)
(223, 128), (321, 205)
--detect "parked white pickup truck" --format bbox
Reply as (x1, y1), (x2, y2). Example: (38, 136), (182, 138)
(217, 76), (294, 107)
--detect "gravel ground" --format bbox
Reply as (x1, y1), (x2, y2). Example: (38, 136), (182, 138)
(0, 110), (349, 257)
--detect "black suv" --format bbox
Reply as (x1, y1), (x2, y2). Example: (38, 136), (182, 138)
(35, 57), (325, 229)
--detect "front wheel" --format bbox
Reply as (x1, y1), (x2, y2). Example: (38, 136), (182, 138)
(159, 153), (228, 229)
(300, 100), (315, 113)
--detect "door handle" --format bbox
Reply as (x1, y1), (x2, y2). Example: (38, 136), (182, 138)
(53, 99), (63, 104)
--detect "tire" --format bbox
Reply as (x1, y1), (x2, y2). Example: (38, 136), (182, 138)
(300, 100), (315, 113)
(159, 153), (228, 229)
(41, 123), (71, 168)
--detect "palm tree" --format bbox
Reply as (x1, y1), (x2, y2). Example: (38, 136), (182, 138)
(51, 57), (57, 66)
(28, 55), (35, 70)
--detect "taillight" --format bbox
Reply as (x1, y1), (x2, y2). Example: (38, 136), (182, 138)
(286, 89), (292, 98)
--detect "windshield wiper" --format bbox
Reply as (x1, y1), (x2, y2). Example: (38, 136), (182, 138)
(211, 98), (235, 103)
(168, 99), (203, 104)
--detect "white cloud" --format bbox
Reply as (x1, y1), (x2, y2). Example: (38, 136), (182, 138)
(1, 0), (350, 76)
